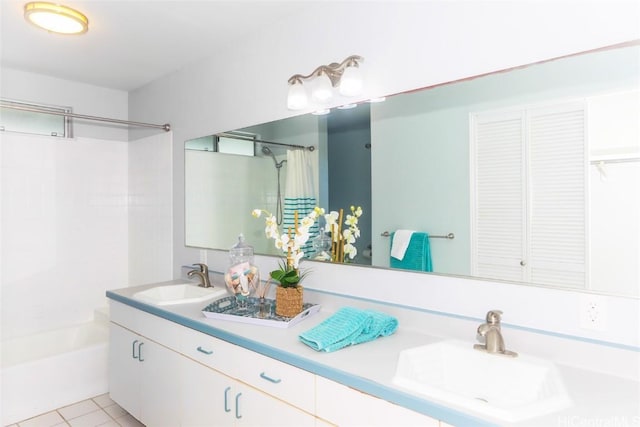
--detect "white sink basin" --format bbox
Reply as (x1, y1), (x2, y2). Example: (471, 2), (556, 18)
(393, 340), (571, 422)
(133, 284), (227, 306)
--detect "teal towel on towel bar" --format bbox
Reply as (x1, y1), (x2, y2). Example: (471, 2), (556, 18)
(389, 232), (433, 272)
(298, 307), (398, 352)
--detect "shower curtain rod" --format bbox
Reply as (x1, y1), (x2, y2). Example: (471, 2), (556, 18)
(217, 132), (315, 151)
(1, 103), (171, 132)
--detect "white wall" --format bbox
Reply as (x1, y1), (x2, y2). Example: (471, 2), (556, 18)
(1, 69), (129, 339)
(128, 132), (174, 286)
(0, 69), (174, 339)
(1, 133), (128, 339)
(128, 1), (640, 347)
(1, 67), (129, 141)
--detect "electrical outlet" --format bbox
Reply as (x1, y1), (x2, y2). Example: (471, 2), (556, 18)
(579, 294), (608, 331)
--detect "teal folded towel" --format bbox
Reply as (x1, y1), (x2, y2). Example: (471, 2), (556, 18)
(390, 232), (433, 272)
(299, 307), (398, 352)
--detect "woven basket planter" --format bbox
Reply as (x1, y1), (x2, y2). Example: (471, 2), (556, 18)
(275, 285), (304, 317)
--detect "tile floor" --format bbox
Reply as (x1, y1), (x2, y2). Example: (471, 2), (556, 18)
(6, 394), (144, 427)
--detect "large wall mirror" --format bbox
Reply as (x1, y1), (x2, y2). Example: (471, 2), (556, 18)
(185, 43), (639, 298)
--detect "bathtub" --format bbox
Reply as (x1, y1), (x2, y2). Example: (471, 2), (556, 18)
(1, 320), (109, 425)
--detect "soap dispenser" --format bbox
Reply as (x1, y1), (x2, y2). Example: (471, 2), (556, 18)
(224, 234), (260, 309)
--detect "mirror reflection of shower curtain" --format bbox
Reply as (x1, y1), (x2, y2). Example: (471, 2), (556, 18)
(283, 149), (319, 257)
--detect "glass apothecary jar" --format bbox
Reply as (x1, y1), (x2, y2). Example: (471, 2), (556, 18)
(224, 234), (260, 308)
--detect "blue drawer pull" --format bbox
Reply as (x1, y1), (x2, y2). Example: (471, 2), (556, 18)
(224, 386), (231, 413)
(197, 346), (213, 355)
(235, 392), (242, 419)
(259, 372), (281, 384)
(132, 340), (139, 359)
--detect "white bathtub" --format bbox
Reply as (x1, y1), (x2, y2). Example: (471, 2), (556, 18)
(1, 321), (109, 425)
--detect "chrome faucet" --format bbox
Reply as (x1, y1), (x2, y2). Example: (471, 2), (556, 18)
(473, 310), (518, 357)
(187, 263), (211, 288)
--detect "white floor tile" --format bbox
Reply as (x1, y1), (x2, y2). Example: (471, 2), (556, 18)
(66, 410), (111, 427)
(14, 395), (143, 427)
(112, 414), (144, 427)
(58, 400), (100, 421)
(102, 404), (126, 420)
(91, 394), (115, 409)
(18, 411), (66, 427)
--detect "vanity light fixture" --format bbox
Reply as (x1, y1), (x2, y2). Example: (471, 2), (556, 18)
(287, 55), (364, 110)
(24, 2), (89, 35)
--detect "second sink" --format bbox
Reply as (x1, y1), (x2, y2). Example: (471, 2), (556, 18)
(393, 340), (572, 422)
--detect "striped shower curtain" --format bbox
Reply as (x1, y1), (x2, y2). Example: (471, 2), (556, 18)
(283, 149), (319, 257)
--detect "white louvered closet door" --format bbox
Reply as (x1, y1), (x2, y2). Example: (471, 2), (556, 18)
(471, 111), (527, 282)
(471, 102), (587, 288)
(528, 103), (587, 288)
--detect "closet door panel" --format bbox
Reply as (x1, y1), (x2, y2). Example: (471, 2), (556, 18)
(528, 103), (587, 288)
(471, 111), (526, 282)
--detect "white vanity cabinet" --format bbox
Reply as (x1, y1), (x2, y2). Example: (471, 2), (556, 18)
(180, 342), (316, 426)
(180, 325), (316, 426)
(109, 301), (317, 426)
(108, 322), (182, 427)
(316, 377), (439, 427)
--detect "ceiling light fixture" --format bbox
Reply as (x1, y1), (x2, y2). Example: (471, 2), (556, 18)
(287, 55), (364, 110)
(24, 2), (89, 35)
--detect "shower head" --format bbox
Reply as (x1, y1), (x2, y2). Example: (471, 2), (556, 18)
(261, 146), (286, 169)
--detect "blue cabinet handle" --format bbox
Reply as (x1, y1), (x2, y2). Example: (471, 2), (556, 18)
(259, 372), (281, 384)
(196, 346), (213, 355)
(235, 392), (242, 419)
(132, 340), (139, 359)
(224, 386), (231, 413)
(138, 342), (144, 362)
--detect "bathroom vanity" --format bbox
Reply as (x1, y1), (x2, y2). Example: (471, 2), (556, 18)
(106, 281), (639, 427)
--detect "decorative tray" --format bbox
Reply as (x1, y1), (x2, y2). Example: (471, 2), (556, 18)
(202, 296), (321, 328)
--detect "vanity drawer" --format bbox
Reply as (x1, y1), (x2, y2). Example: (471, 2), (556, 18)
(109, 301), (182, 351)
(180, 326), (315, 414)
(180, 326), (235, 369)
(220, 339), (316, 414)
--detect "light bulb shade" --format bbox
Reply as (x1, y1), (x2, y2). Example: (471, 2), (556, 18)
(312, 72), (334, 103)
(287, 80), (308, 110)
(339, 64), (363, 97)
(24, 2), (89, 35)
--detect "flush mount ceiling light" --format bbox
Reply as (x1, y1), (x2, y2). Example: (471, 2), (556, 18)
(24, 2), (89, 35)
(287, 55), (364, 110)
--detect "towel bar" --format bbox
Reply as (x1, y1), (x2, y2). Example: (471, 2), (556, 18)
(381, 231), (455, 239)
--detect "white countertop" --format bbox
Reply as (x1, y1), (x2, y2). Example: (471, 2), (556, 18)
(106, 280), (640, 427)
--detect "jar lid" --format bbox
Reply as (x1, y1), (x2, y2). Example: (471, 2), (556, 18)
(312, 228), (332, 250)
(229, 234), (254, 260)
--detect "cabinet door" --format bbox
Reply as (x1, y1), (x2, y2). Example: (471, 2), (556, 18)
(109, 323), (142, 419)
(109, 322), (182, 427)
(233, 381), (316, 427)
(138, 339), (182, 427)
(181, 357), (229, 427)
(316, 377), (438, 427)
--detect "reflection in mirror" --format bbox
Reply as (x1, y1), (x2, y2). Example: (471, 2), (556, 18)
(185, 43), (639, 297)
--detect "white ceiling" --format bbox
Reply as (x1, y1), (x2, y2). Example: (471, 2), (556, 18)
(0, 1), (311, 91)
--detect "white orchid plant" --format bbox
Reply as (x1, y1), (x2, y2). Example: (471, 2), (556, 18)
(252, 207), (324, 287)
(325, 205), (363, 262)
